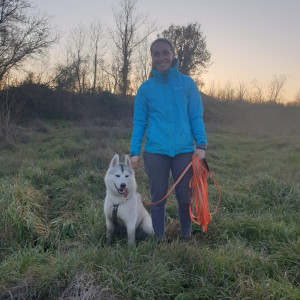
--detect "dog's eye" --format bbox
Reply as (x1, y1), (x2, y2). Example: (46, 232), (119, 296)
(115, 175), (120, 177)
(125, 175), (129, 178)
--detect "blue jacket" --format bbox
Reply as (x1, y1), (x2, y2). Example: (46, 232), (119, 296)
(130, 64), (207, 157)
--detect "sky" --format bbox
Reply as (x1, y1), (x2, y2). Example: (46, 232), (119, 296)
(32, 0), (300, 102)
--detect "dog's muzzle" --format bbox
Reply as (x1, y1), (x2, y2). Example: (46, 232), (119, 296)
(114, 183), (128, 198)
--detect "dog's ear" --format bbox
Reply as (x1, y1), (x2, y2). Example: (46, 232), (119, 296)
(110, 154), (119, 167)
(125, 155), (132, 168)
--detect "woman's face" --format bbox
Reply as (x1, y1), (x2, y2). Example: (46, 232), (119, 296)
(151, 41), (174, 75)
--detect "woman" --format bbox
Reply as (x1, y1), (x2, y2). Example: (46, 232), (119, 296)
(130, 38), (207, 240)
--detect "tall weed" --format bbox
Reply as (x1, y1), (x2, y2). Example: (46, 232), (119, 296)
(0, 178), (50, 247)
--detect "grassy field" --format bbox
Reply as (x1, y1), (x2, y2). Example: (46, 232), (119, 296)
(0, 114), (299, 299)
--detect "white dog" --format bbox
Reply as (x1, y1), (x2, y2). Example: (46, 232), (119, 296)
(104, 154), (153, 245)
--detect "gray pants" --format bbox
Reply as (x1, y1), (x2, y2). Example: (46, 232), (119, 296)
(143, 151), (193, 238)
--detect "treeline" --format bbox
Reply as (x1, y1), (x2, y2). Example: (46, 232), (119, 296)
(1, 82), (300, 147)
(1, 84), (131, 120)
(203, 76), (300, 105)
(0, 84), (132, 146)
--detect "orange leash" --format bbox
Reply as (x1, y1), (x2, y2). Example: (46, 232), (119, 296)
(143, 156), (221, 232)
(142, 161), (193, 206)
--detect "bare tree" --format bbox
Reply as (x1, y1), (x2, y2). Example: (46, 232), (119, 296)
(0, 0), (58, 83)
(53, 21), (105, 93)
(217, 85), (225, 100)
(224, 81), (235, 100)
(133, 38), (151, 88)
(205, 80), (216, 98)
(111, 0), (156, 96)
(88, 19), (105, 93)
(251, 79), (265, 103)
(68, 24), (88, 94)
(99, 68), (115, 92)
(162, 22), (211, 86)
(267, 74), (287, 103)
(236, 81), (248, 101)
(101, 56), (122, 94)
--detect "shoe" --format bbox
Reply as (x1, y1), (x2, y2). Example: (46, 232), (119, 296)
(180, 236), (192, 242)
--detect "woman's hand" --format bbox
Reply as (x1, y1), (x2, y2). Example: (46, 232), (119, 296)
(130, 155), (139, 169)
(193, 149), (205, 161)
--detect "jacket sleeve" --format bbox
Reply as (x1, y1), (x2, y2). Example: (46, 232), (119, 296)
(130, 84), (148, 156)
(187, 78), (207, 148)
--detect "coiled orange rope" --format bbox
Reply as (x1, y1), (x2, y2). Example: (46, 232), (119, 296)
(143, 156), (221, 232)
(189, 156), (221, 232)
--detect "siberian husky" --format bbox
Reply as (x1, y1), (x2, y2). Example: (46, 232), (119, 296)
(104, 154), (153, 245)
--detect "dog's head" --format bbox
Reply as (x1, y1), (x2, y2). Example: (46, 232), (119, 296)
(104, 154), (136, 199)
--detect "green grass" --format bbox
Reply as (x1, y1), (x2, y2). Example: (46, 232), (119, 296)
(0, 118), (299, 299)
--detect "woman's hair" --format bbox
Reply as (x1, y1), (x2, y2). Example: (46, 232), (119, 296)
(150, 38), (175, 55)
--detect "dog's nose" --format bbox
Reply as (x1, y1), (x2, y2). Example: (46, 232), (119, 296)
(120, 183), (126, 189)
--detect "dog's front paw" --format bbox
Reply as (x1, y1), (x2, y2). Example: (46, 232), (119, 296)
(127, 240), (136, 247)
(127, 230), (136, 247)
